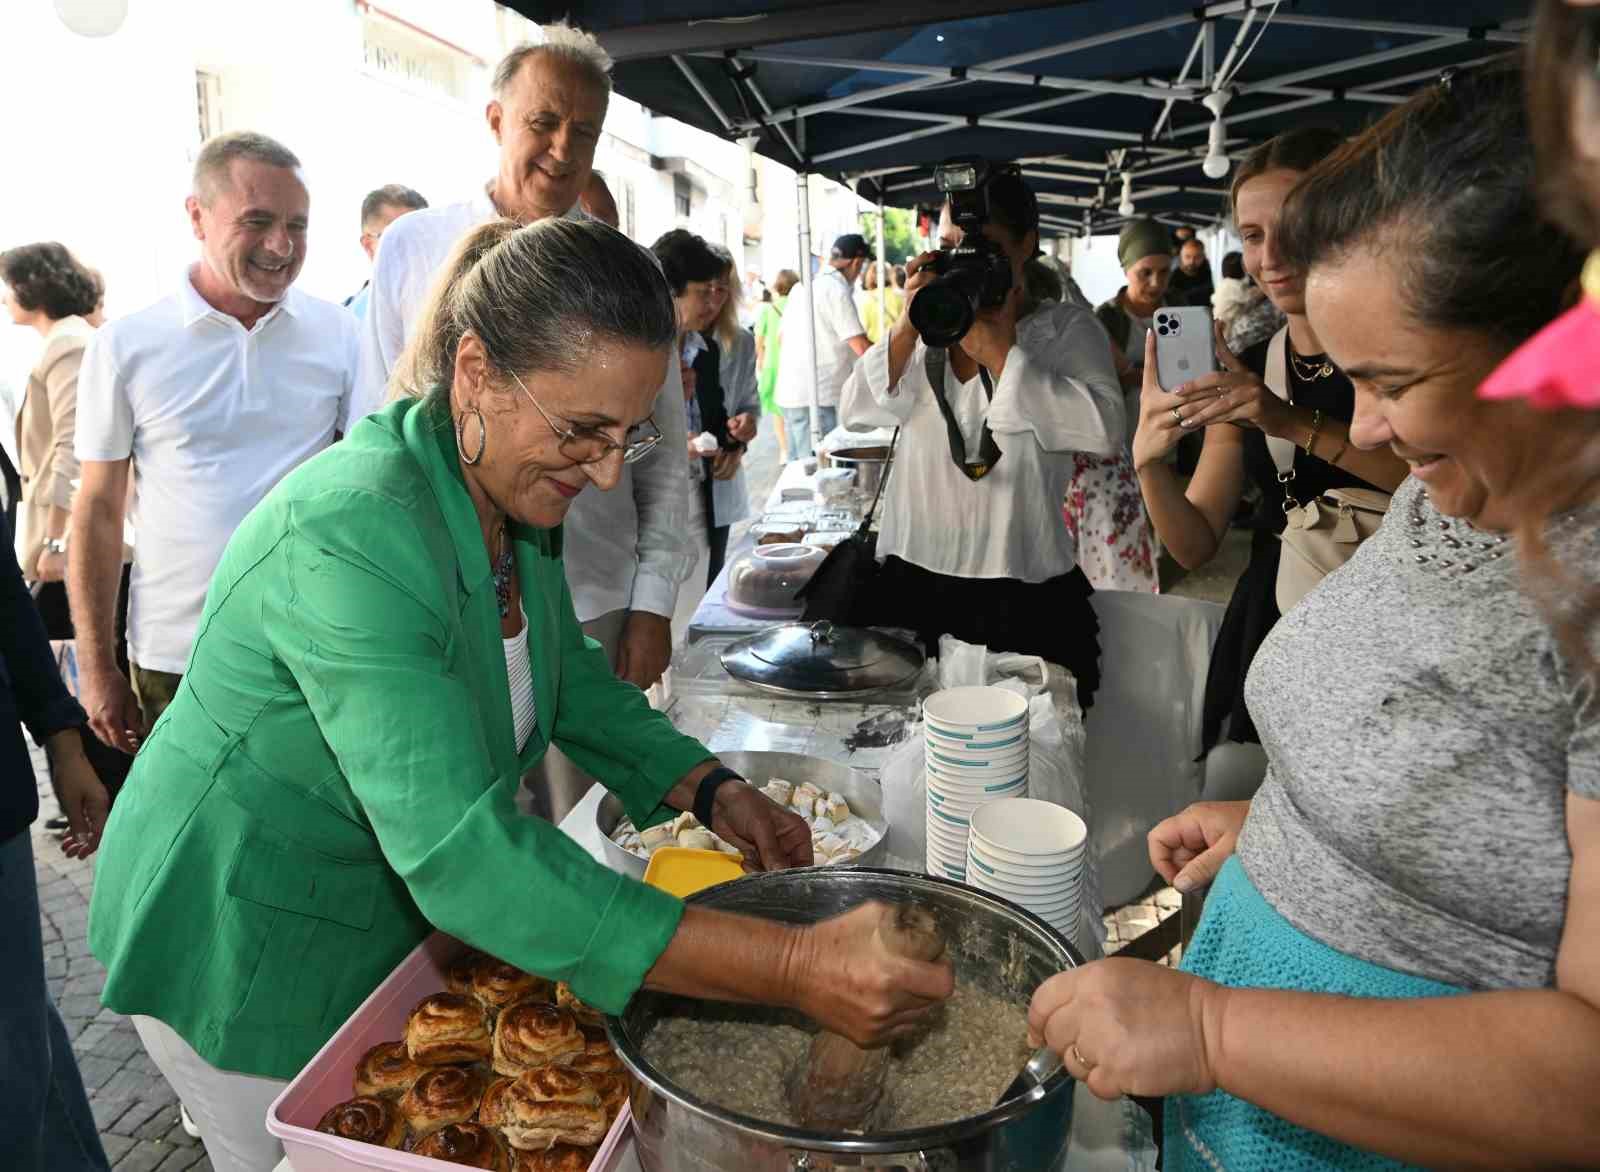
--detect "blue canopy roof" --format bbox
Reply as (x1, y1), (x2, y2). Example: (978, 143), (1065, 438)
(507, 0), (1528, 232)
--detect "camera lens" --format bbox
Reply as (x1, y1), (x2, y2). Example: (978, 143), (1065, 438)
(1158, 325), (1169, 335)
(910, 282), (976, 349)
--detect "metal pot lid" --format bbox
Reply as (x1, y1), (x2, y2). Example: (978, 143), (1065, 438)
(719, 621), (924, 698)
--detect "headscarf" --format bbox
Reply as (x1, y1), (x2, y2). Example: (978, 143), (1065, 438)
(1117, 220), (1172, 272)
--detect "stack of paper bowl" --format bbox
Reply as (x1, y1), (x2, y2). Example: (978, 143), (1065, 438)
(966, 798), (1086, 938)
(922, 686), (1030, 880)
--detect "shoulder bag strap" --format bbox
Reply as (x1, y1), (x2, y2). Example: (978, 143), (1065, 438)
(923, 346), (1004, 482)
(1262, 326), (1295, 478)
(855, 427), (899, 537)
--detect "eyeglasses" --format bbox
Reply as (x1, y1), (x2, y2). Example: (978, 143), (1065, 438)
(510, 370), (662, 466)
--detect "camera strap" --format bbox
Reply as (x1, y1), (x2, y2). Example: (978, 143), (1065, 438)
(924, 346), (1003, 482)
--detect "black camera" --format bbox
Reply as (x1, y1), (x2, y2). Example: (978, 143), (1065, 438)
(909, 157), (1016, 348)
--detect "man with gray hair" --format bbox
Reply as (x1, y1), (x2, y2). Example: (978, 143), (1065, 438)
(352, 25), (692, 792)
(345, 183), (428, 319)
(69, 130), (357, 767)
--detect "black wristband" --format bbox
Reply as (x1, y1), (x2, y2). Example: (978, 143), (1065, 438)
(693, 766), (743, 831)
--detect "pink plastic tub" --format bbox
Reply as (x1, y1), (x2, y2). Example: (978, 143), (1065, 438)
(267, 932), (633, 1172)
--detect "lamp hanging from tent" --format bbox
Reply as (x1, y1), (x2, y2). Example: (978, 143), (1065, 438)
(1202, 90), (1233, 180)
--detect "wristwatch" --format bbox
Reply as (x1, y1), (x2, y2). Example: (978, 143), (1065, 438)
(45, 537), (68, 555)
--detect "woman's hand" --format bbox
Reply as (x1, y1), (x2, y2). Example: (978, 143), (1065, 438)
(710, 448), (743, 481)
(791, 902), (955, 1046)
(710, 783), (814, 872)
(46, 729), (110, 860)
(1167, 323), (1296, 438)
(891, 251), (943, 343)
(728, 413), (758, 444)
(958, 283), (1022, 375)
(1028, 957), (1223, 1101)
(1149, 799), (1252, 893)
(1131, 329), (1186, 472)
(35, 547), (66, 583)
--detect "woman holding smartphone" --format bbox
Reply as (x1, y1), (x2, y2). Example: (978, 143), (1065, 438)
(1131, 128), (1408, 762)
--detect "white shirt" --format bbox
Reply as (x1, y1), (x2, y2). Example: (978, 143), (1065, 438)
(837, 301), (1123, 583)
(504, 608), (537, 753)
(352, 189), (692, 623)
(774, 268), (866, 411)
(75, 273), (357, 673)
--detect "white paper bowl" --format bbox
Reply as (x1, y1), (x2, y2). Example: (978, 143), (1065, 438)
(967, 854), (1080, 893)
(968, 841), (1084, 880)
(925, 743), (1030, 771)
(970, 799), (1087, 860)
(924, 725), (1029, 752)
(923, 686), (1029, 731)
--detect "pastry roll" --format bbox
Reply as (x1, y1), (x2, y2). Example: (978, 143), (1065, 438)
(316, 1095), (407, 1148)
(791, 782), (822, 813)
(485, 1068), (607, 1152)
(584, 1070), (631, 1122)
(555, 982), (606, 1029)
(833, 846), (863, 864)
(638, 823), (675, 851)
(811, 815), (835, 835)
(816, 832), (848, 859)
(353, 1040), (427, 1099)
(762, 778), (794, 806)
(669, 811), (698, 836)
(493, 1000), (584, 1076)
(472, 959), (554, 1017)
(563, 1026), (624, 1076)
(400, 1065), (487, 1137)
(445, 950), (490, 998)
(676, 827), (717, 851)
(826, 792), (851, 822)
(512, 1144), (599, 1172)
(411, 1121), (512, 1170)
(407, 993), (493, 1065)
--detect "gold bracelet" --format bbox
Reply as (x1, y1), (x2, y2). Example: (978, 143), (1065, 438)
(1325, 434), (1350, 466)
(1302, 408), (1325, 458)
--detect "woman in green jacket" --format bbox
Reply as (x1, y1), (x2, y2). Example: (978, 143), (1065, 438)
(88, 218), (952, 1172)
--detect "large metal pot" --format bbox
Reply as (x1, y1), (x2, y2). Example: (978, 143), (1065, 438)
(607, 868), (1081, 1171)
(827, 445), (893, 500)
(596, 751), (891, 880)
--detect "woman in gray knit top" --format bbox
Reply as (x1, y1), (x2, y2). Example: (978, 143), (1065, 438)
(1027, 63), (1600, 1170)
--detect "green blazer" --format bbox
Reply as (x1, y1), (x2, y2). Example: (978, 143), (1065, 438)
(89, 399), (709, 1080)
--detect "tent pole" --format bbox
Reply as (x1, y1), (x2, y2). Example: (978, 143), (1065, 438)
(796, 169), (821, 454)
(875, 196), (887, 336)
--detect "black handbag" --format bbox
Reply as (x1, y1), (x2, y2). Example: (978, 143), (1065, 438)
(797, 429), (898, 624)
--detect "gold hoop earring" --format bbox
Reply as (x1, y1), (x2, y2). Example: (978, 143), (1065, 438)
(456, 406), (487, 466)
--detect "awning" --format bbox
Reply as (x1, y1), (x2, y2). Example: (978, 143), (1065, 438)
(505, 0), (1528, 233)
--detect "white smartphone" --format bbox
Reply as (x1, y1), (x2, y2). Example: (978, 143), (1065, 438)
(1153, 306), (1218, 390)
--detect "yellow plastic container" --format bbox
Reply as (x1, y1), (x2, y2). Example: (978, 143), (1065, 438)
(642, 847), (746, 898)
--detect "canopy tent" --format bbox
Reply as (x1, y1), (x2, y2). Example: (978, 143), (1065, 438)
(507, 0), (1529, 236)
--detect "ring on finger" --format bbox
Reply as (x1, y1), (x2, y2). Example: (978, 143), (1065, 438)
(1070, 1042), (1094, 1070)
(1170, 406), (1183, 424)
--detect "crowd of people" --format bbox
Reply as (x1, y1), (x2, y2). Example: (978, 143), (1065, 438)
(4, 2), (1599, 1170)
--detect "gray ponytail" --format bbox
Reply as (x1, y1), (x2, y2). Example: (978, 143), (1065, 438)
(392, 217), (676, 407)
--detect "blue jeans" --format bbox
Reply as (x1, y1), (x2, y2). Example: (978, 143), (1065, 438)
(782, 405), (838, 462)
(0, 830), (110, 1172)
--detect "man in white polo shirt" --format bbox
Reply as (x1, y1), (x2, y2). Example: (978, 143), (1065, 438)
(353, 24), (690, 704)
(774, 234), (873, 460)
(68, 131), (356, 756)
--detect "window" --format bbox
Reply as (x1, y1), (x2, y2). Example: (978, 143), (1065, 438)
(195, 71), (224, 143)
(676, 191), (692, 219)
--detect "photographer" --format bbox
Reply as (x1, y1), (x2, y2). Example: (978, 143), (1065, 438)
(837, 165), (1123, 709)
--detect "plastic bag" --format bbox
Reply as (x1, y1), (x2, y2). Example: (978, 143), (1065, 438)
(878, 636), (1103, 957)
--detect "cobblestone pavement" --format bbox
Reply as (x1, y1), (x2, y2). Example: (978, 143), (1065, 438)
(30, 743), (212, 1172)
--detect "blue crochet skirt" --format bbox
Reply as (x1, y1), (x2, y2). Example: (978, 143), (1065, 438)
(1165, 856), (1465, 1171)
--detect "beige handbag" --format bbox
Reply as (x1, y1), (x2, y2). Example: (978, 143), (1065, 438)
(1261, 328), (1392, 614)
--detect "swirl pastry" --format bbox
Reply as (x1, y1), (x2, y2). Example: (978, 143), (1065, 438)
(353, 1040), (427, 1099)
(407, 993), (493, 1065)
(445, 949), (490, 997)
(554, 983), (605, 1029)
(316, 1095), (407, 1149)
(411, 1121), (512, 1169)
(584, 1071), (631, 1123)
(564, 1027), (623, 1077)
(400, 1065), (487, 1137)
(471, 959), (554, 1017)
(482, 1068), (606, 1152)
(512, 1144), (599, 1172)
(492, 1000), (583, 1076)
